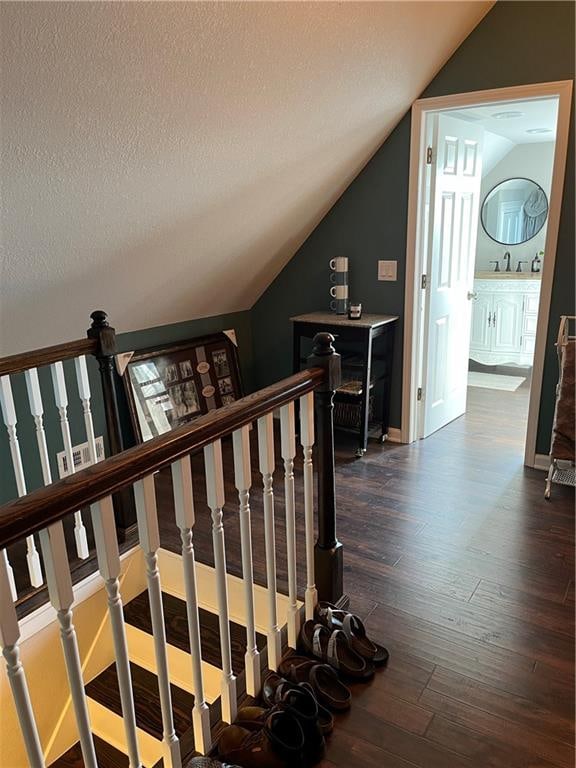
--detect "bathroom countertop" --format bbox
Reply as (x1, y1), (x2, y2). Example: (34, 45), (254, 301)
(475, 272), (542, 280)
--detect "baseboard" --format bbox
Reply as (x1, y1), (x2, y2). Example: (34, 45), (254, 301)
(386, 427), (403, 443)
(533, 453), (550, 471)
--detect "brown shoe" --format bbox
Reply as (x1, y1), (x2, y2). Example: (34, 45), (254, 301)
(218, 709), (304, 768)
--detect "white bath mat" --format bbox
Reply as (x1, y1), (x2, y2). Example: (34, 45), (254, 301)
(468, 372), (526, 391)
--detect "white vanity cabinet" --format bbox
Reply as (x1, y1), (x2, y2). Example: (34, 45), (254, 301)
(469, 277), (541, 366)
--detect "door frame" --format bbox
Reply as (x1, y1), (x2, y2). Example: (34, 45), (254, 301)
(401, 80), (573, 468)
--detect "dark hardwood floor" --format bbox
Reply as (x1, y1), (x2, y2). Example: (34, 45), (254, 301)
(153, 380), (574, 768)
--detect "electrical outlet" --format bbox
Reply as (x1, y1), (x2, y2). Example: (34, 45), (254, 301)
(378, 260), (397, 281)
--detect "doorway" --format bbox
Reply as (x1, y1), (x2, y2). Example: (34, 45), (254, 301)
(402, 81), (573, 466)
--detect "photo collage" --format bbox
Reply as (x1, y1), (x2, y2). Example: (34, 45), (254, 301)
(125, 335), (241, 442)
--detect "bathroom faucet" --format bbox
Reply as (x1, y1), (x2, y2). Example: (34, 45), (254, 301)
(503, 252), (511, 272)
(489, 260), (500, 272)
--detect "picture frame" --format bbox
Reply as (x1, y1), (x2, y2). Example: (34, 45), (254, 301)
(122, 331), (243, 443)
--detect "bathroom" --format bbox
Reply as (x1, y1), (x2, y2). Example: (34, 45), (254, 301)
(467, 98), (558, 404)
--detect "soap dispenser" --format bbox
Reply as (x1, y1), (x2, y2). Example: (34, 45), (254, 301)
(531, 251), (542, 273)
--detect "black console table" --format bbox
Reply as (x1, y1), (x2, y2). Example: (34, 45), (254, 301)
(291, 312), (398, 456)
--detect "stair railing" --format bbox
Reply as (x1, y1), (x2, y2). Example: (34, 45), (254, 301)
(0, 332), (342, 767)
(0, 311), (133, 608)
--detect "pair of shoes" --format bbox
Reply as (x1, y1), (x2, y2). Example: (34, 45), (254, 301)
(187, 758), (243, 768)
(314, 602), (389, 666)
(218, 708), (304, 768)
(299, 620), (375, 681)
(218, 672), (327, 767)
(278, 655), (351, 712)
(263, 670), (333, 736)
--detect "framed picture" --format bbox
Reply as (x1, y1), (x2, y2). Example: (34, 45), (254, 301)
(122, 331), (243, 443)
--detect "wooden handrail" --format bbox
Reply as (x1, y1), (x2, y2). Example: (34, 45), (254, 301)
(0, 338), (98, 377)
(0, 368), (325, 549)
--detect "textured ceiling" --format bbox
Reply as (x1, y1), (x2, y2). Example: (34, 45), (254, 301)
(0, 1), (493, 354)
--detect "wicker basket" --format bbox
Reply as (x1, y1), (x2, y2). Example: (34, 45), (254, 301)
(334, 392), (374, 429)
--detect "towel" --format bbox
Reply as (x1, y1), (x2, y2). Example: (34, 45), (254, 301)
(551, 339), (575, 461)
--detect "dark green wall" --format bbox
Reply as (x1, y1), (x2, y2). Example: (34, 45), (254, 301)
(0, 310), (253, 504)
(251, 0), (575, 456)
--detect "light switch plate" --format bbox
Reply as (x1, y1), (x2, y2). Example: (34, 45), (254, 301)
(378, 260), (397, 281)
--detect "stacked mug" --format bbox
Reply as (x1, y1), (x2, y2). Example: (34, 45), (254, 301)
(329, 256), (349, 315)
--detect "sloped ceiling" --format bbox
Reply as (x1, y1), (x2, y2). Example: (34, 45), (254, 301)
(0, 1), (493, 354)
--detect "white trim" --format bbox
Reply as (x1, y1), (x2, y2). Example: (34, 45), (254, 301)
(533, 453), (551, 471)
(402, 80), (573, 465)
(18, 545), (139, 642)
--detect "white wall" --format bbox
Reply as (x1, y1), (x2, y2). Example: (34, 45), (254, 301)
(476, 141), (555, 272)
(0, 1), (492, 355)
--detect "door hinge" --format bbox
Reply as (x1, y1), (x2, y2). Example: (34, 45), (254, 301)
(426, 146), (433, 164)
(417, 387), (423, 401)
(421, 274), (427, 289)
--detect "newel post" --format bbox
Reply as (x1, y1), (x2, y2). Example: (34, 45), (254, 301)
(307, 332), (343, 604)
(88, 310), (136, 539)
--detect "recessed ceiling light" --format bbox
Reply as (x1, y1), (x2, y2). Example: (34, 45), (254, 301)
(526, 128), (552, 134)
(491, 110), (524, 119)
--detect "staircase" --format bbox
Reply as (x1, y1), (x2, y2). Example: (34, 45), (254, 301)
(0, 328), (343, 768)
(51, 553), (292, 767)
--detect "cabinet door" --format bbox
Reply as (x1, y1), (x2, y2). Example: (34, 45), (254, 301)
(492, 294), (523, 354)
(469, 293), (492, 352)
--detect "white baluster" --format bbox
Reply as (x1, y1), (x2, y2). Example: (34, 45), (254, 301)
(133, 476), (181, 768)
(300, 392), (318, 620)
(0, 551), (44, 768)
(50, 362), (89, 559)
(257, 414), (281, 670)
(39, 521), (97, 768)
(204, 440), (237, 724)
(280, 403), (300, 649)
(171, 456), (211, 754)
(0, 375), (43, 591)
(90, 496), (142, 768)
(232, 425), (260, 697)
(74, 356), (98, 464)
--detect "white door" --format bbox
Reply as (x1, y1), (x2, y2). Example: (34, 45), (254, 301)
(470, 292), (493, 353)
(492, 294), (523, 353)
(421, 114), (484, 438)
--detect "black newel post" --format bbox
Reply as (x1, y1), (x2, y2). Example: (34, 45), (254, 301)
(88, 310), (136, 540)
(307, 332), (344, 604)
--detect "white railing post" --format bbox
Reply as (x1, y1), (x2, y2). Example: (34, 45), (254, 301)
(74, 356), (98, 464)
(133, 476), (181, 768)
(232, 425), (261, 697)
(280, 403), (300, 649)
(0, 375), (43, 592)
(257, 413), (281, 670)
(204, 440), (237, 724)
(300, 392), (318, 620)
(90, 495), (142, 768)
(39, 521), (97, 768)
(0, 551), (45, 768)
(172, 456), (211, 755)
(50, 362), (89, 559)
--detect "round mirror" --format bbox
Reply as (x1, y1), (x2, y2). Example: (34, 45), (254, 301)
(480, 177), (548, 245)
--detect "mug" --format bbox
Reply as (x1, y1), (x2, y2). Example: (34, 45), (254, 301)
(330, 284), (348, 299)
(330, 298), (348, 315)
(329, 256), (349, 272)
(330, 271), (348, 285)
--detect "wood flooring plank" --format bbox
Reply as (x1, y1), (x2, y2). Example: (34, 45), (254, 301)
(422, 689), (573, 768)
(424, 666), (574, 746)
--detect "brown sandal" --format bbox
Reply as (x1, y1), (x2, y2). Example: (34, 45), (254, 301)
(278, 655), (351, 711)
(315, 602), (389, 666)
(299, 620), (374, 681)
